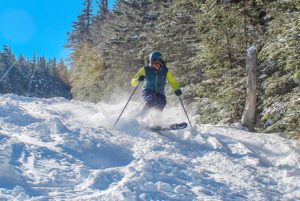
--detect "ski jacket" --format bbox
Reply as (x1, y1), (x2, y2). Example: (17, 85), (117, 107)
(131, 65), (180, 95)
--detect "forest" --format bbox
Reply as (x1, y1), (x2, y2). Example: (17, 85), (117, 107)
(0, 45), (71, 99)
(1, 0), (299, 139)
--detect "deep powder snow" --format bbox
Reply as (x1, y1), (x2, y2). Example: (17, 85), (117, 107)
(0, 94), (299, 201)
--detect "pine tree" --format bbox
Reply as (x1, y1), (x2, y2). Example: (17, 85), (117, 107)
(2, 45), (16, 65)
(70, 44), (104, 102)
(188, 0), (251, 123)
(27, 53), (37, 96)
(144, 0), (199, 84)
(57, 59), (70, 86)
(91, 0), (110, 45)
(89, 0), (163, 99)
(17, 54), (32, 95)
(98, 0), (109, 20)
(0, 46), (17, 93)
(257, 0), (300, 135)
(66, 0), (94, 49)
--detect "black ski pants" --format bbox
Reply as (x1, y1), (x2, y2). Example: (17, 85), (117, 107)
(141, 89), (167, 112)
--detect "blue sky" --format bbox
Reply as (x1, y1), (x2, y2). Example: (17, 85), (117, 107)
(0, 0), (115, 62)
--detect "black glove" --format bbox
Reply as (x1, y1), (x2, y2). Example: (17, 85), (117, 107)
(175, 89), (182, 96)
(138, 75), (145, 82)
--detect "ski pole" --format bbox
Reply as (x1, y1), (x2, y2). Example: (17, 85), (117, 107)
(178, 96), (193, 128)
(112, 82), (140, 129)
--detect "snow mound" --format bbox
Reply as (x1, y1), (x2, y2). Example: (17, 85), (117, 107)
(0, 94), (299, 201)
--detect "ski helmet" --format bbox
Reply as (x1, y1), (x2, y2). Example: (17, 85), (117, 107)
(149, 51), (163, 64)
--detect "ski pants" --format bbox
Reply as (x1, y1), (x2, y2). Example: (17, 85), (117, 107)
(142, 89), (167, 112)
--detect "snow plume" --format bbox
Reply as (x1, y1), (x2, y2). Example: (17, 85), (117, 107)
(0, 94), (300, 201)
(103, 87), (188, 131)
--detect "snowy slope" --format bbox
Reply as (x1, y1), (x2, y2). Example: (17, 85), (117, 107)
(0, 94), (299, 201)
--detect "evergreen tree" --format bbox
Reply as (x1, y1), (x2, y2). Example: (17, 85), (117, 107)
(2, 45), (16, 65)
(257, 0), (300, 135)
(188, 0), (262, 123)
(98, 0), (109, 20)
(144, 0), (200, 84)
(66, 0), (94, 49)
(27, 53), (37, 96)
(17, 54), (32, 95)
(70, 44), (104, 102)
(57, 59), (70, 86)
(0, 46), (17, 93)
(29, 56), (48, 97)
(91, 0), (110, 46)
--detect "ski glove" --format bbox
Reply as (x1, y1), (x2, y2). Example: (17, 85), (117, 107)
(175, 89), (182, 96)
(138, 75), (145, 82)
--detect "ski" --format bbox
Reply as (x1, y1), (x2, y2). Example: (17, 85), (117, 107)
(147, 122), (187, 132)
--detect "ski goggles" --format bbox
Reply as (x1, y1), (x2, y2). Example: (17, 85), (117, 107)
(152, 60), (162, 65)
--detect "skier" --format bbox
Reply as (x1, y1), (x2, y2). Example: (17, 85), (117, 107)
(131, 51), (182, 113)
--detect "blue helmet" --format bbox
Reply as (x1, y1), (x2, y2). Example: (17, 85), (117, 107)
(149, 51), (163, 64)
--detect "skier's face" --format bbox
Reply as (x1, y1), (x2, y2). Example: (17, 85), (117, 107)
(152, 61), (161, 70)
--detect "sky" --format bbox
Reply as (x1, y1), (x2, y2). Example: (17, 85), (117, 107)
(0, 0), (115, 62)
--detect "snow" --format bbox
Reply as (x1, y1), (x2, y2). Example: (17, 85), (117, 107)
(0, 94), (300, 201)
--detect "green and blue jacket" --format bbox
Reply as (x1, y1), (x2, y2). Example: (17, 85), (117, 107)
(131, 65), (180, 95)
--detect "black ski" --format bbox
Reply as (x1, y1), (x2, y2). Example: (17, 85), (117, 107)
(147, 122), (187, 132)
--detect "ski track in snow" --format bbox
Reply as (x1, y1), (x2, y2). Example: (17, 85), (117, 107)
(0, 94), (299, 201)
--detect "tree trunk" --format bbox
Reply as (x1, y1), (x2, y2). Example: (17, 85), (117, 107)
(241, 46), (257, 131)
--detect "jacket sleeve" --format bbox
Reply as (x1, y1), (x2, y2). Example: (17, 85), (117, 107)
(167, 70), (180, 91)
(131, 67), (145, 87)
